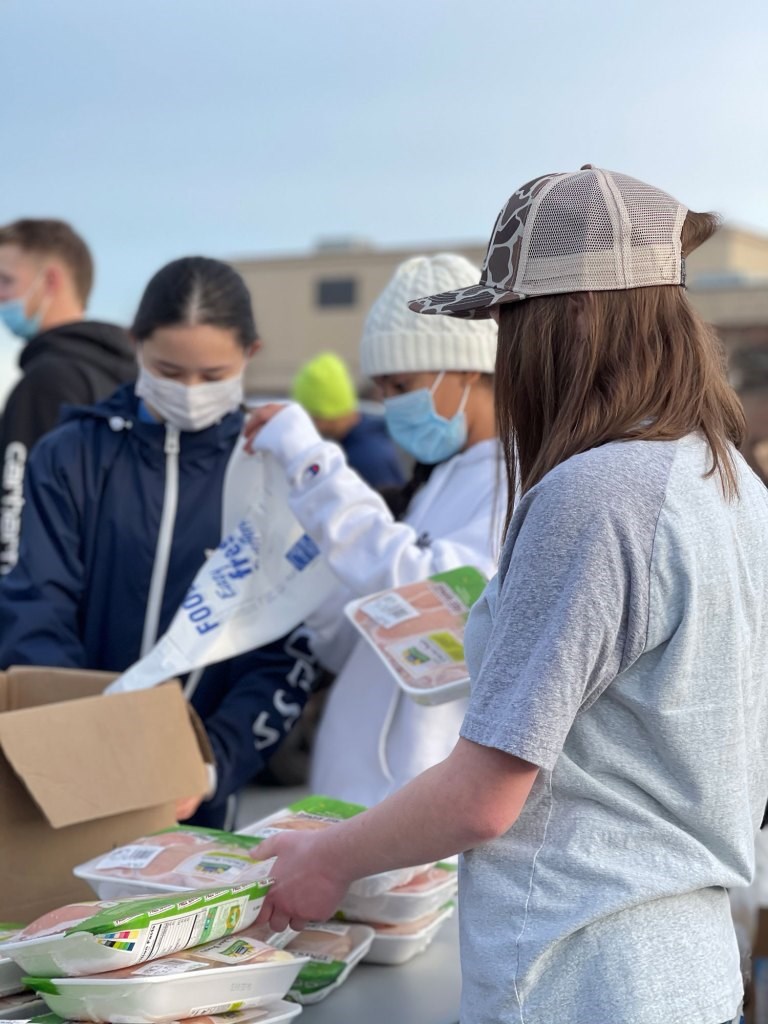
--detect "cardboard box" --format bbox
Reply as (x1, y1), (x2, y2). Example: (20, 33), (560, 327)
(0, 667), (210, 923)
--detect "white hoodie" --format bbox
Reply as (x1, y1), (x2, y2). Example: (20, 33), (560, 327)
(253, 403), (505, 806)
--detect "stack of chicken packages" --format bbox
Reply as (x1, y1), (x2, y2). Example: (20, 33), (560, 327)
(0, 884), (306, 1024)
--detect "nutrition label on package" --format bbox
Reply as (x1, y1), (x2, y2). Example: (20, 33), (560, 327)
(105, 895), (251, 963)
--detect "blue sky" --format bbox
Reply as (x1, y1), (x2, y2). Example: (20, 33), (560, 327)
(2, 0), (767, 323)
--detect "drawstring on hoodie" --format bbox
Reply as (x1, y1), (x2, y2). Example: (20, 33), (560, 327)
(141, 424), (181, 656)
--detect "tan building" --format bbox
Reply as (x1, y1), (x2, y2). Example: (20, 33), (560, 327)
(232, 226), (768, 397)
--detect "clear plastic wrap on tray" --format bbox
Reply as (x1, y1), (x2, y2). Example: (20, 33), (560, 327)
(2, 886), (272, 978)
(345, 567), (487, 705)
(337, 864), (458, 925)
(285, 923), (373, 1004)
(73, 828), (274, 901)
(363, 904), (455, 965)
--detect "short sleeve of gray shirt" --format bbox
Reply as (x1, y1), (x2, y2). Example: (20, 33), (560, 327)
(461, 440), (675, 770)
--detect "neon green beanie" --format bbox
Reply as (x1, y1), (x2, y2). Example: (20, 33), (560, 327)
(291, 352), (358, 418)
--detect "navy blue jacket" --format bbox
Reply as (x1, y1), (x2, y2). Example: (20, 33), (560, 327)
(341, 413), (405, 489)
(0, 384), (318, 827)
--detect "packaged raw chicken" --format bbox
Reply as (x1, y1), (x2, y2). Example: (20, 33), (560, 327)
(22, 925), (306, 1024)
(285, 923), (373, 1004)
(337, 864), (458, 925)
(345, 567), (487, 706)
(0, 926), (25, 997)
(74, 827), (273, 900)
(238, 797), (427, 897)
(363, 904), (455, 965)
(2, 885), (271, 978)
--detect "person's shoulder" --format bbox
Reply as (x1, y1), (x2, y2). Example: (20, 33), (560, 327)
(19, 350), (90, 395)
(526, 438), (678, 532)
(29, 410), (108, 473)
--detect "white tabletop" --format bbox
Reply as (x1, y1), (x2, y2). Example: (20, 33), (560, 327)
(301, 912), (461, 1024)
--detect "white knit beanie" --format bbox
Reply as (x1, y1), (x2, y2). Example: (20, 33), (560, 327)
(359, 254), (498, 377)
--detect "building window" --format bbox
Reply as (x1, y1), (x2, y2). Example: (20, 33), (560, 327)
(316, 278), (357, 308)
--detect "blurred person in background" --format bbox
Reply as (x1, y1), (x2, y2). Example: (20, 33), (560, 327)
(730, 347), (768, 486)
(291, 351), (404, 488)
(247, 254), (503, 808)
(0, 219), (135, 575)
(0, 256), (319, 829)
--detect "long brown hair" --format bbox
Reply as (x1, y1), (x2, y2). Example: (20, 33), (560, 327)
(495, 211), (746, 534)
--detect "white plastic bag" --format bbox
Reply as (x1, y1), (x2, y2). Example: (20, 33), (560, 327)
(107, 445), (337, 694)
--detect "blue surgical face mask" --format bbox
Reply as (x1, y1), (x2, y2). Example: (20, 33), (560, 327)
(384, 371), (470, 465)
(0, 277), (46, 340)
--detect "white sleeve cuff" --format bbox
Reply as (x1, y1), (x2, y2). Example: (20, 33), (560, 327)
(251, 403), (324, 469)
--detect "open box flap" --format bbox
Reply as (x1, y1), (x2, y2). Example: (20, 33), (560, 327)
(0, 682), (207, 828)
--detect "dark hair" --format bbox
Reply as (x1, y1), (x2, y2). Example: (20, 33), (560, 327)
(0, 218), (94, 304)
(495, 210), (746, 534)
(132, 257), (258, 348)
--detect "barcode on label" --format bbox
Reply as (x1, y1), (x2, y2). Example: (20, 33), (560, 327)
(97, 845), (164, 870)
(362, 593), (420, 629)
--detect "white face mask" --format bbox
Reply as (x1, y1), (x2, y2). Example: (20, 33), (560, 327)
(135, 362), (244, 432)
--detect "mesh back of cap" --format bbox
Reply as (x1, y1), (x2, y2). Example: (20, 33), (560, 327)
(517, 168), (686, 296)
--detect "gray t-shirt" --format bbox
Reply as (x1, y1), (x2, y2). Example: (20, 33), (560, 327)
(460, 434), (768, 1024)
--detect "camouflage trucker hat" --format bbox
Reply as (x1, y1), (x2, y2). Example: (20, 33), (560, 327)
(408, 165), (688, 319)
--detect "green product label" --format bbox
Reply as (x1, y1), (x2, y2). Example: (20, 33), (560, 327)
(200, 907), (218, 944)
(435, 862), (458, 872)
(66, 882), (269, 937)
(22, 978), (60, 996)
(287, 794), (367, 819)
(427, 631), (465, 661)
(429, 566), (488, 609)
(291, 959), (346, 994)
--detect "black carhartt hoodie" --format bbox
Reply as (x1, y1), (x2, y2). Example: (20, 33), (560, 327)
(0, 319), (135, 574)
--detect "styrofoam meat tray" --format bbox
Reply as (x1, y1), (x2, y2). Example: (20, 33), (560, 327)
(338, 866), (457, 925)
(363, 904), (455, 966)
(0, 928), (25, 998)
(24, 956), (307, 1024)
(0, 958), (24, 999)
(0, 990), (48, 1020)
(0, 1004), (301, 1024)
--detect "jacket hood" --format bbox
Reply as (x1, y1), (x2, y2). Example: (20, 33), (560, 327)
(21, 320), (136, 376)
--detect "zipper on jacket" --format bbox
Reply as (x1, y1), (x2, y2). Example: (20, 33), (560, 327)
(140, 424), (181, 656)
